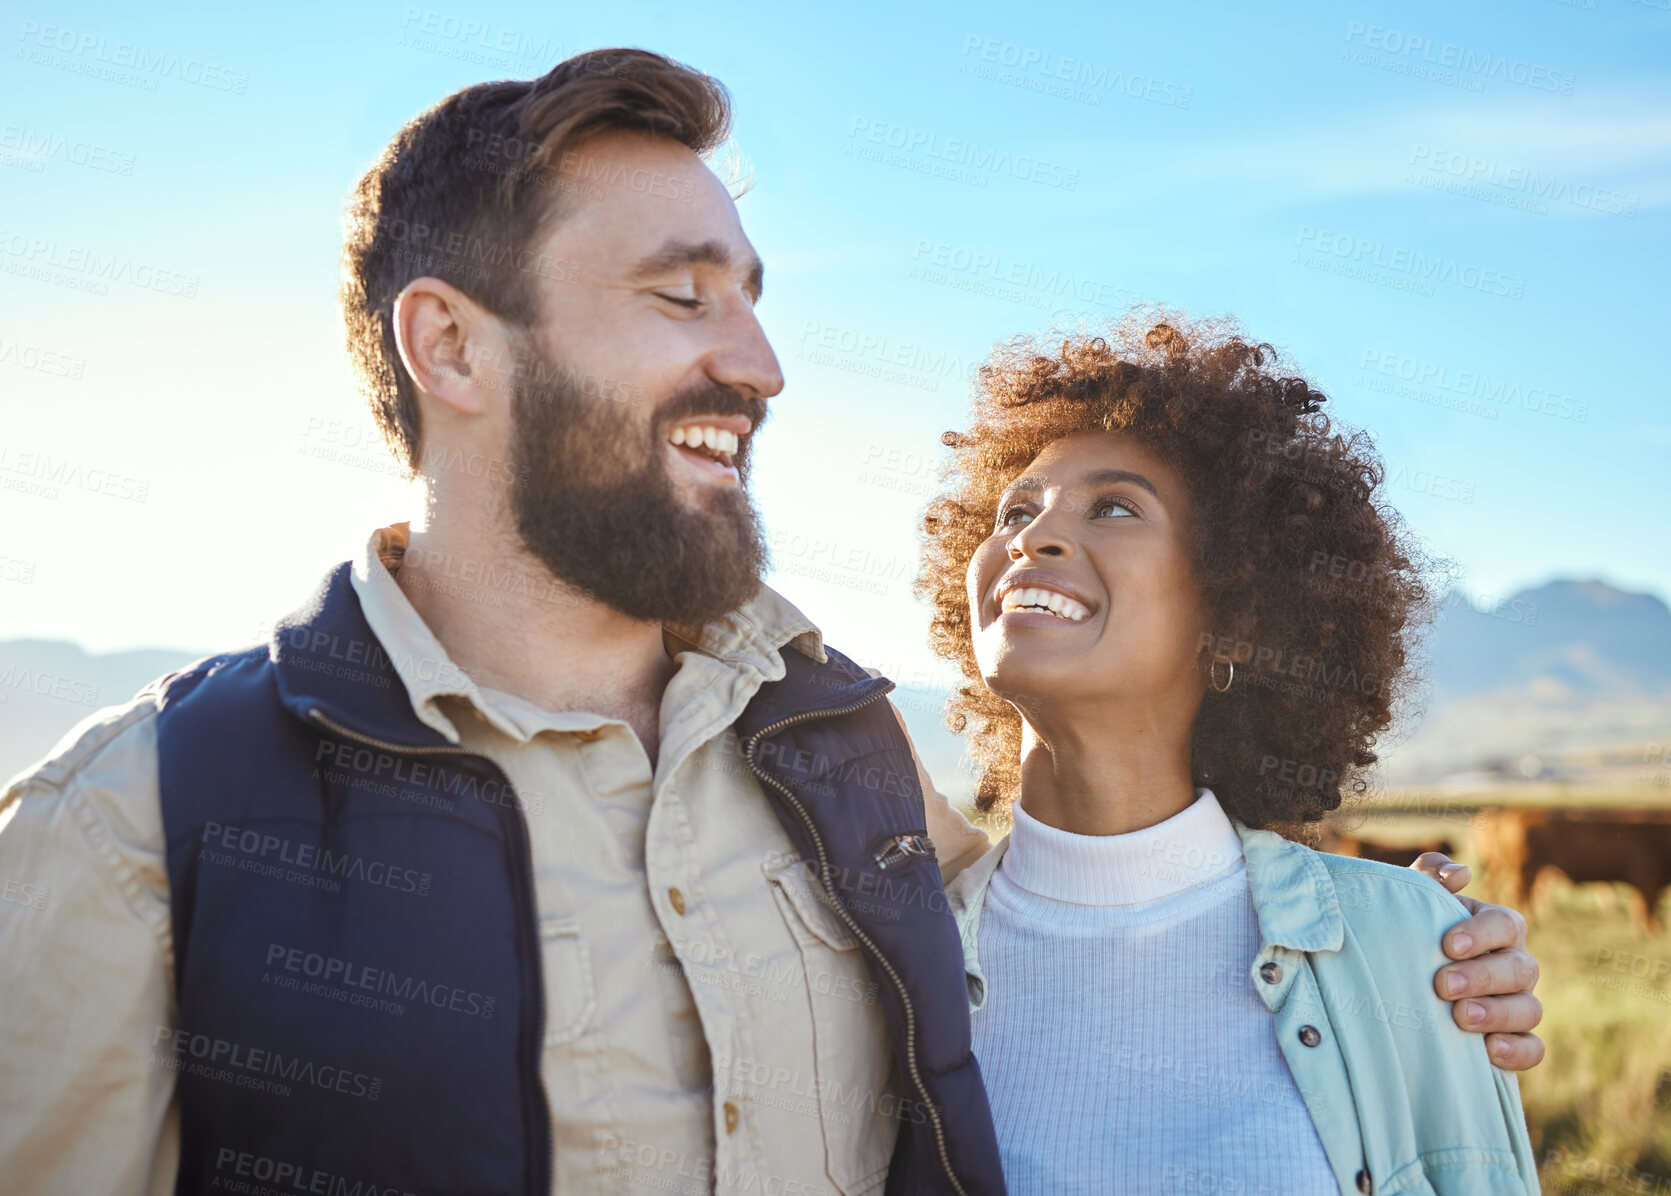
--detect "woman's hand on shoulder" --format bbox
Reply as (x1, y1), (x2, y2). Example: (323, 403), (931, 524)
(1410, 851), (1545, 1073)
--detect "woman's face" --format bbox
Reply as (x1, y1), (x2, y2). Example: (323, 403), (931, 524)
(966, 430), (1211, 722)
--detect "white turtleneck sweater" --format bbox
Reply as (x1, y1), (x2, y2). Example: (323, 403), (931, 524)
(968, 791), (1339, 1195)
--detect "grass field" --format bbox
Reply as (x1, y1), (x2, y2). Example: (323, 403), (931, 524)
(1336, 785), (1671, 1193)
(1521, 882), (1671, 1195)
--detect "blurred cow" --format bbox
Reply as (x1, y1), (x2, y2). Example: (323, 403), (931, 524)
(1471, 807), (1671, 935)
(1324, 832), (1455, 869)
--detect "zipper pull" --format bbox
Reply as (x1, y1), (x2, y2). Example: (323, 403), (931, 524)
(874, 834), (935, 870)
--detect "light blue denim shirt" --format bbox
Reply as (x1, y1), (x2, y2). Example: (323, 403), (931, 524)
(947, 823), (1540, 1196)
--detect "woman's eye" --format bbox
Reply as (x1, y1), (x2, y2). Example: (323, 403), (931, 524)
(1093, 498), (1136, 519)
(999, 506), (1033, 529)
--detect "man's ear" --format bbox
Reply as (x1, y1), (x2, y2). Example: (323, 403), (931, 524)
(392, 276), (496, 417)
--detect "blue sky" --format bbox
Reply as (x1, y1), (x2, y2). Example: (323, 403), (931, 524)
(3, 0), (1668, 696)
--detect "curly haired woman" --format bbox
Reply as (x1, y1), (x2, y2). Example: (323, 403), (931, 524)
(920, 313), (1541, 1194)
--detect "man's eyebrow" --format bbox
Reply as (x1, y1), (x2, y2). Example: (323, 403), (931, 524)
(629, 238), (764, 300)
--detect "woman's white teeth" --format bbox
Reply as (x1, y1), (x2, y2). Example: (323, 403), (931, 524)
(670, 425), (739, 453)
(1001, 587), (1090, 621)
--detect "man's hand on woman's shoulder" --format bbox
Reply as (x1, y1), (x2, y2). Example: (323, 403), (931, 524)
(1410, 851), (1545, 1073)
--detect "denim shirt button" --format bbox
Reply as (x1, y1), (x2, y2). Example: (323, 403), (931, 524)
(1259, 961), (1282, 985)
(1298, 1024), (1322, 1048)
(1356, 1168), (1372, 1193)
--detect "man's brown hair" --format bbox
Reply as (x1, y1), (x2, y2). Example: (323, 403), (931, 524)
(340, 48), (732, 472)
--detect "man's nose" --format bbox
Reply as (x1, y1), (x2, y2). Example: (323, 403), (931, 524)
(708, 302), (783, 401)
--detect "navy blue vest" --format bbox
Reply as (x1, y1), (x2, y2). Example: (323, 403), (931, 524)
(153, 563), (1004, 1196)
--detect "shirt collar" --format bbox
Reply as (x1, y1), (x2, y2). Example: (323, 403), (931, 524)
(1003, 790), (1242, 906)
(948, 801), (1346, 1009)
(1235, 823), (1345, 953)
(351, 522), (826, 744)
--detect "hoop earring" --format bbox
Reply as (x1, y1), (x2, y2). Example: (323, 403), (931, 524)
(1209, 659), (1234, 694)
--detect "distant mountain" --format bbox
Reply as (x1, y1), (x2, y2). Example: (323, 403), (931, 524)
(1380, 579), (1671, 787)
(0, 640), (200, 784)
(1426, 580), (1671, 706)
(2, 578), (1667, 794)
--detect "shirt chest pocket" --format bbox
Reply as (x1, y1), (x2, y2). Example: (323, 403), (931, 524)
(540, 915), (596, 1046)
(763, 855), (898, 1196)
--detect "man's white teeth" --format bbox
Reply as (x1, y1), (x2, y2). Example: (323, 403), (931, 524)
(670, 425), (739, 453)
(1001, 586), (1090, 621)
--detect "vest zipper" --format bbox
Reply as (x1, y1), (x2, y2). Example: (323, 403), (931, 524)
(305, 708), (555, 1196)
(875, 834), (935, 870)
(744, 693), (969, 1196)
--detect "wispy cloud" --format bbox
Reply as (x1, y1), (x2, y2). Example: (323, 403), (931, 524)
(1126, 87), (1671, 215)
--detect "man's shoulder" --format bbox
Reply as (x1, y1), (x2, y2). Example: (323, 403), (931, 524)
(4, 692), (162, 801)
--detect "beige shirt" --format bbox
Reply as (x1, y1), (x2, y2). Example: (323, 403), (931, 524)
(0, 527), (992, 1196)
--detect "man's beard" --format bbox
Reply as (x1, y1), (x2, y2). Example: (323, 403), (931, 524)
(507, 345), (769, 626)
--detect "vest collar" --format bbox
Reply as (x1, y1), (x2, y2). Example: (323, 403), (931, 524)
(269, 562), (456, 751)
(732, 641), (894, 744)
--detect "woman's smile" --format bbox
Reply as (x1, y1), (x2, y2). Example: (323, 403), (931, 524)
(993, 568), (1098, 624)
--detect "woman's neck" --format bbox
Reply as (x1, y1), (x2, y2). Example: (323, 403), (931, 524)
(1015, 705), (1198, 836)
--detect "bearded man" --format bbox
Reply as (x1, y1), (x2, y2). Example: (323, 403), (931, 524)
(0, 48), (1543, 1196)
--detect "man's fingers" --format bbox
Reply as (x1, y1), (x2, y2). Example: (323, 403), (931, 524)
(1450, 990), (1544, 1036)
(1484, 1031), (1546, 1072)
(1436, 947), (1540, 1000)
(1411, 851), (1471, 893)
(1442, 905), (1528, 959)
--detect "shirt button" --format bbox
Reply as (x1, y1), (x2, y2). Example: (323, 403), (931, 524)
(669, 887), (687, 916)
(1356, 1169), (1373, 1194)
(1298, 1024), (1322, 1048)
(1259, 962), (1283, 985)
(723, 1101), (739, 1134)
(574, 728), (603, 743)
